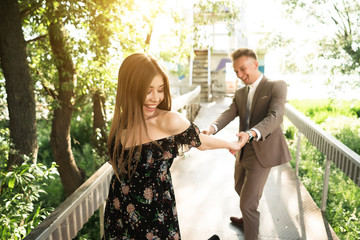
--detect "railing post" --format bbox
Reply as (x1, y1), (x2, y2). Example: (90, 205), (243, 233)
(296, 132), (302, 176)
(189, 56), (193, 86)
(321, 157), (332, 212)
(99, 203), (105, 239)
(207, 47), (211, 102)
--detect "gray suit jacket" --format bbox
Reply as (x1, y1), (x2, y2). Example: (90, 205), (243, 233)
(213, 75), (291, 168)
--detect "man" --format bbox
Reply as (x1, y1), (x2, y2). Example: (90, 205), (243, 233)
(203, 48), (291, 240)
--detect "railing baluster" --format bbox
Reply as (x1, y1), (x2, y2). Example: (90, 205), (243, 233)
(321, 157), (332, 212)
(296, 131), (302, 176)
(99, 203), (105, 239)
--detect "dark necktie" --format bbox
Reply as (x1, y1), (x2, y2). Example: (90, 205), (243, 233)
(244, 86), (250, 130)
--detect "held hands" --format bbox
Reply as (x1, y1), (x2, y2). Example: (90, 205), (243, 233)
(201, 126), (253, 155)
(236, 131), (251, 148)
(228, 131), (248, 155)
(228, 140), (242, 155)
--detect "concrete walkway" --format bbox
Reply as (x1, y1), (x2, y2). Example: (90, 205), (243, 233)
(171, 97), (338, 240)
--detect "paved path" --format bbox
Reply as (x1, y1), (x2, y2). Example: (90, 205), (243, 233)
(171, 97), (338, 240)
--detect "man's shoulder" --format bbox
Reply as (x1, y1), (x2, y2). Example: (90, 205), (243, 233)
(235, 85), (246, 94)
(263, 75), (287, 85)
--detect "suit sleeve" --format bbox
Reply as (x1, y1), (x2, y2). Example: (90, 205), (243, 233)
(254, 80), (287, 141)
(213, 95), (238, 133)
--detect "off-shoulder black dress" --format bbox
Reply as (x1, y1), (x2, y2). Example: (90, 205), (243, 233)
(103, 123), (201, 240)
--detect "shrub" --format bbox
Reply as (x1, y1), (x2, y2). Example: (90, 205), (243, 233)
(321, 116), (360, 155)
(0, 157), (58, 239)
(289, 99), (359, 124)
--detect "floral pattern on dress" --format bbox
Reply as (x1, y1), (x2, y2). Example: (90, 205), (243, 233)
(103, 123), (201, 239)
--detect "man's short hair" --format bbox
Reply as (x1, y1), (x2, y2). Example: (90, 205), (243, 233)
(230, 48), (258, 61)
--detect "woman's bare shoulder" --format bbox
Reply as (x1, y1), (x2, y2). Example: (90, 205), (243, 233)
(158, 110), (190, 136)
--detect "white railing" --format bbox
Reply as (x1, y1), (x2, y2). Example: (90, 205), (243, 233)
(25, 100), (359, 239)
(23, 163), (113, 240)
(285, 103), (360, 212)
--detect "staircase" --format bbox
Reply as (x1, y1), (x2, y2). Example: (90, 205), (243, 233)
(192, 49), (211, 102)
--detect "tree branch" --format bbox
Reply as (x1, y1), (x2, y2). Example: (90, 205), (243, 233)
(343, 0), (352, 35)
(41, 82), (58, 100)
(26, 34), (48, 43)
(20, 2), (42, 19)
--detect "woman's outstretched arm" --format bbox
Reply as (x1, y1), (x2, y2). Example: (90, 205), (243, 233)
(197, 132), (241, 153)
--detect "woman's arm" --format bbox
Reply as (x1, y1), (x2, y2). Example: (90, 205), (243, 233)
(162, 110), (241, 153)
(197, 133), (241, 152)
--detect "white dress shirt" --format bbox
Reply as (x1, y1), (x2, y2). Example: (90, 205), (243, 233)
(211, 74), (263, 141)
(247, 74), (263, 141)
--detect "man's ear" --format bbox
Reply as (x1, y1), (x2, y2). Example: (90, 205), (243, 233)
(254, 60), (259, 69)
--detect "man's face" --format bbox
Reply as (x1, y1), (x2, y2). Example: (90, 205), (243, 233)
(233, 56), (259, 85)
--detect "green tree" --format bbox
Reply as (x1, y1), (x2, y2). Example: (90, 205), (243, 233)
(45, 0), (86, 196)
(16, 0), (192, 196)
(0, 0), (38, 167)
(282, 0), (360, 85)
(193, 0), (243, 49)
(19, 0), (142, 196)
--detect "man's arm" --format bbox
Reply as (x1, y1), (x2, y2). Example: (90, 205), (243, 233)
(203, 97), (238, 135)
(213, 97), (238, 132)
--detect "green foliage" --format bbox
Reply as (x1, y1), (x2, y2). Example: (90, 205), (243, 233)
(282, 0), (360, 83)
(193, 0), (242, 26)
(321, 116), (360, 155)
(70, 103), (108, 177)
(0, 127), (9, 162)
(289, 99), (360, 124)
(287, 136), (360, 239)
(192, 0), (242, 49)
(36, 119), (53, 167)
(41, 174), (65, 209)
(325, 166), (360, 238)
(284, 124), (296, 140)
(0, 78), (7, 123)
(0, 157), (58, 239)
(73, 210), (100, 240)
(285, 99), (360, 239)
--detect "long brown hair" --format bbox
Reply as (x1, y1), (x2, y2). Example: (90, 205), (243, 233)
(108, 53), (171, 180)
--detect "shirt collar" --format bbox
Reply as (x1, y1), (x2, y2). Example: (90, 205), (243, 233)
(249, 73), (263, 89)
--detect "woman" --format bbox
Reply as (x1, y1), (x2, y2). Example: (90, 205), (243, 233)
(104, 53), (240, 239)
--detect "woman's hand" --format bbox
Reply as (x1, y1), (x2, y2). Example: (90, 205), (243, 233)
(228, 140), (242, 155)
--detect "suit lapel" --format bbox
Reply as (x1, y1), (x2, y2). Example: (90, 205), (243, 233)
(250, 77), (267, 121)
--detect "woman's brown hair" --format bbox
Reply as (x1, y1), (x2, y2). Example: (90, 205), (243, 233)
(107, 53), (171, 180)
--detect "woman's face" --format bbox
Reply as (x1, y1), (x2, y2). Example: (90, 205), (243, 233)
(143, 74), (165, 119)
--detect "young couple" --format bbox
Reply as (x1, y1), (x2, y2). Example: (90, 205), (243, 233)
(104, 48), (290, 240)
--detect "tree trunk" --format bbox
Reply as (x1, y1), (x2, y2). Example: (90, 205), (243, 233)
(0, 0), (38, 166)
(92, 90), (107, 157)
(47, 5), (84, 196)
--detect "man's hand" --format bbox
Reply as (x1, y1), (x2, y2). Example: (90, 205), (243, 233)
(236, 131), (249, 148)
(201, 125), (216, 135)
